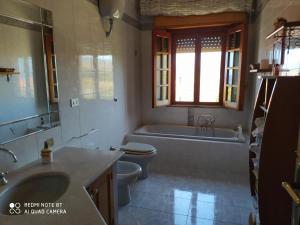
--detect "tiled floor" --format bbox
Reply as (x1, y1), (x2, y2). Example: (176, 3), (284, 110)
(118, 171), (251, 225)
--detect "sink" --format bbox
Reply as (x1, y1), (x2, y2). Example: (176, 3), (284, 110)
(0, 172), (69, 215)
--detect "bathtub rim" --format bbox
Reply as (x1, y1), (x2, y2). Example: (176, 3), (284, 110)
(133, 124), (246, 143)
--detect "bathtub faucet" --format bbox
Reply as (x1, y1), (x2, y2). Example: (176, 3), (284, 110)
(196, 114), (216, 130)
(187, 107), (195, 126)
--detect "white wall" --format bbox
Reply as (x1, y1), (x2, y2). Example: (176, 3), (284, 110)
(140, 30), (255, 131)
(253, 0), (300, 156)
(253, 0), (300, 94)
(0, 0), (142, 172)
(256, 0), (300, 62)
(2, 0), (300, 173)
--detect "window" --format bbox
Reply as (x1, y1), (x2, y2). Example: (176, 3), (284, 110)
(174, 36), (196, 102)
(199, 36), (223, 103)
(172, 31), (225, 105)
(152, 24), (247, 110)
(152, 31), (171, 107)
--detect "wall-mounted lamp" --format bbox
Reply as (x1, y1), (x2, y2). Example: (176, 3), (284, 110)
(97, 0), (125, 37)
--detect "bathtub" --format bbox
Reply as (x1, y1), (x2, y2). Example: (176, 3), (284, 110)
(134, 124), (244, 143)
(125, 124), (249, 184)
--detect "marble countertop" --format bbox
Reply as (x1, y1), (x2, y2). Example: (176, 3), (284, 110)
(0, 147), (124, 225)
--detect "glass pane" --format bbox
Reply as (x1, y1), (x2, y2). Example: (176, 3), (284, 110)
(227, 52), (234, 67)
(156, 86), (162, 100)
(162, 71), (168, 85)
(232, 69), (239, 85)
(156, 86), (168, 101)
(156, 70), (161, 86)
(226, 86), (232, 101)
(156, 37), (162, 51)
(228, 34), (235, 49)
(227, 69), (233, 85)
(227, 51), (239, 68)
(175, 53), (195, 102)
(156, 54), (168, 70)
(199, 36), (222, 102)
(156, 71), (168, 86)
(228, 32), (241, 49)
(284, 48), (300, 75)
(162, 38), (169, 52)
(175, 37), (196, 102)
(162, 86), (168, 100)
(162, 55), (168, 69)
(232, 87), (238, 102)
(233, 51), (240, 67)
(235, 32), (241, 48)
(156, 55), (161, 69)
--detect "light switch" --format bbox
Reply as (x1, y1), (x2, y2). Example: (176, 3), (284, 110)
(70, 98), (80, 107)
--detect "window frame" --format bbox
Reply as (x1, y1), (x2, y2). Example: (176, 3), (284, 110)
(223, 24), (247, 110)
(170, 27), (228, 106)
(152, 22), (248, 110)
(152, 30), (172, 107)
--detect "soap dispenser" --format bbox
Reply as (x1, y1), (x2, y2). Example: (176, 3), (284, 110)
(41, 141), (53, 164)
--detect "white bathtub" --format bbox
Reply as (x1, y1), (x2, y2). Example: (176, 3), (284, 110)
(125, 124), (249, 184)
(134, 124), (244, 143)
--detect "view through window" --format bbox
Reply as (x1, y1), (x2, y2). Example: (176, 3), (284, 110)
(174, 33), (224, 104)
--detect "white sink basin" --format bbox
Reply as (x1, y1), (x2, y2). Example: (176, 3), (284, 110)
(0, 172), (69, 215)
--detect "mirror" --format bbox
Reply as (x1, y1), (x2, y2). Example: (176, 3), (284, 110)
(0, 0), (60, 144)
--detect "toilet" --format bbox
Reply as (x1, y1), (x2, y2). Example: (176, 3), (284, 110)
(117, 161), (142, 206)
(120, 142), (157, 179)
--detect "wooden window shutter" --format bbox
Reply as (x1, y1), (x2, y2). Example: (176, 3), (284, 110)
(152, 30), (172, 107)
(223, 24), (247, 110)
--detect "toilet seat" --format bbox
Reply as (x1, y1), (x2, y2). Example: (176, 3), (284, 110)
(120, 142), (157, 179)
(120, 142), (157, 155)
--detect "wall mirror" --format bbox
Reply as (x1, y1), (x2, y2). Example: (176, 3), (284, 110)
(0, 0), (60, 144)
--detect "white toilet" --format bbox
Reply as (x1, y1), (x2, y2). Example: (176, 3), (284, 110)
(117, 161), (142, 206)
(120, 142), (157, 179)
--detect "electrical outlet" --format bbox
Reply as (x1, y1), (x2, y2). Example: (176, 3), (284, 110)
(70, 98), (80, 107)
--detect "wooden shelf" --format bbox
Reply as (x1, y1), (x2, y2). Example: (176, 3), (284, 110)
(250, 69), (289, 75)
(259, 105), (268, 113)
(252, 169), (259, 179)
(266, 21), (300, 39)
(227, 48), (240, 52)
(0, 72), (20, 82)
(51, 98), (59, 103)
(226, 67), (239, 70)
(258, 75), (276, 79)
(226, 84), (238, 87)
(156, 51), (169, 55)
(249, 76), (300, 225)
(156, 68), (169, 71)
(156, 84), (168, 87)
(250, 69), (272, 73)
(0, 72), (20, 75)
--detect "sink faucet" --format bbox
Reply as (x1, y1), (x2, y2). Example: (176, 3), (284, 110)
(0, 147), (18, 162)
(0, 147), (18, 185)
(0, 172), (8, 185)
